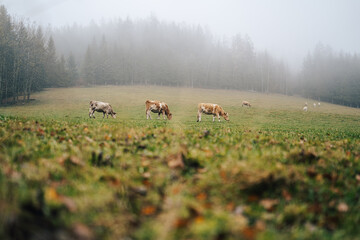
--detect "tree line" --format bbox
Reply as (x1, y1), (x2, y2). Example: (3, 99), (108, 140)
(1, 4), (359, 107)
(0, 6), (78, 105)
(53, 17), (292, 94)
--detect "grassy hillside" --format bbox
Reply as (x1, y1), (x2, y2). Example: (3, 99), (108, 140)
(1, 86), (360, 240)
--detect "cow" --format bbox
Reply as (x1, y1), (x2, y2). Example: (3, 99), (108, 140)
(89, 100), (116, 119)
(242, 101), (251, 107)
(197, 103), (229, 122)
(145, 100), (172, 120)
(313, 103), (317, 108)
(303, 106), (308, 112)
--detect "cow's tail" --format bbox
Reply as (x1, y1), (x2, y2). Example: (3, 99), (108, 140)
(145, 100), (151, 113)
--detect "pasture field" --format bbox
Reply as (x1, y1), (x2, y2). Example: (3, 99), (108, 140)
(1, 86), (360, 240)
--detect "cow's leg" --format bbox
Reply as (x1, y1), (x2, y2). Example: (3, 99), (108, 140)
(197, 111), (201, 122)
(89, 108), (94, 118)
(90, 108), (96, 118)
(217, 113), (221, 122)
(103, 112), (105, 118)
(213, 115), (215, 122)
(146, 110), (151, 120)
(157, 112), (161, 119)
(162, 110), (166, 120)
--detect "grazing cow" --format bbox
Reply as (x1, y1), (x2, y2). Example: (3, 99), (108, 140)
(318, 102), (321, 106)
(242, 101), (251, 107)
(89, 100), (116, 119)
(313, 103), (317, 108)
(145, 100), (172, 120)
(197, 103), (229, 122)
(303, 106), (308, 112)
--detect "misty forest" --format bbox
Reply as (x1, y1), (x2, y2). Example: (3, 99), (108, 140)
(1, 5), (360, 107)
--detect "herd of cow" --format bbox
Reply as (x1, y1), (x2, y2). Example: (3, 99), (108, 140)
(89, 100), (253, 122)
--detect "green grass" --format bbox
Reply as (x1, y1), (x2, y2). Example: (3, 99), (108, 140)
(0, 86), (360, 240)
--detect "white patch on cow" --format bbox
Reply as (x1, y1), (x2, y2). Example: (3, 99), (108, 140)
(150, 104), (160, 113)
(212, 104), (217, 114)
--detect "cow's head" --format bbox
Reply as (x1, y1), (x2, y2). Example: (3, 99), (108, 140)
(167, 113), (173, 120)
(223, 112), (229, 121)
(111, 112), (117, 119)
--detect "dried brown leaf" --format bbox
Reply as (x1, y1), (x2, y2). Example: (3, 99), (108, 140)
(337, 202), (349, 213)
(260, 199), (279, 211)
(72, 223), (94, 240)
(167, 153), (184, 169)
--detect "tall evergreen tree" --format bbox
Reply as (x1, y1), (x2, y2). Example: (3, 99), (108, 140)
(45, 36), (58, 87)
(66, 52), (78, 86)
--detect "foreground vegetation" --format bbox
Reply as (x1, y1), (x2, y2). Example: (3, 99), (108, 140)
(1, 86), (360, 240)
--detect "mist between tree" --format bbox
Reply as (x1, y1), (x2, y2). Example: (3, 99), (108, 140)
(1, 5), (359, 107)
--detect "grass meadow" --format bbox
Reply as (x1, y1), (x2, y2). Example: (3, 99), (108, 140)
(1, 86), (360, 240)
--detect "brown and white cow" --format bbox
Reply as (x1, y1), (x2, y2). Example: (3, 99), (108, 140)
(89, 100), (116, 119)
(145, 100), (172, 120)
(197, 103), (229, 122)
(242, 101), (251, 107)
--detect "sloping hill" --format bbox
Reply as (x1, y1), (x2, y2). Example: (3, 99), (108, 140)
(1, 85), (359, 120)
(0, 86), (359, 240)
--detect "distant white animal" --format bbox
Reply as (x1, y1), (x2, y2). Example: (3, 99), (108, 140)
(313, 103), (316, 108)
(303, 106), (308, 112)
(242, 101), (251, 107)
(305, 102), (308, 106)
(89, 100), (117, 119)
(318, 102), (321, 106)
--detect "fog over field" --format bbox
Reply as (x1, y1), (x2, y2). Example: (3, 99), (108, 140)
(2, 0), (360, 70)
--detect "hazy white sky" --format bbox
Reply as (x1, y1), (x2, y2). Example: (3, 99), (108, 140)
(1, 0), (360, 70)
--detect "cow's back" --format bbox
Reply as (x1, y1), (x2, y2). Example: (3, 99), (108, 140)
(199, 103), (217, 114)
